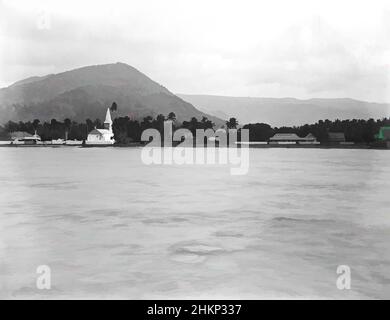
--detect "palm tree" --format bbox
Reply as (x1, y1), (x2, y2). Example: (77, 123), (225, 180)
(167, 112), (176, 122)
(226, 117), (238, 129)
(85, 118), (93, 137)
(64, 118), (71, 140)
(110, 101), (118, 112)
(142, 116), (153, 124)
(156, 114), (165, 123)
(201, 116), (214, 129)
(32, 119), (40, 135)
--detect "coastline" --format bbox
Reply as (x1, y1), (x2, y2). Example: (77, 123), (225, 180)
(1, 142), (389, 150)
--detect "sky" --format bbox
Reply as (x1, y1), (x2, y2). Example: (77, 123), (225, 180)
(0, 0), (389, 102)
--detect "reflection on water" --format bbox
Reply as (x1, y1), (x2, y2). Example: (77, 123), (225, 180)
(0, 147), (389, 299)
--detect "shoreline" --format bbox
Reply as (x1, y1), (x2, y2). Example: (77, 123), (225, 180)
(1, 143), (389, 150)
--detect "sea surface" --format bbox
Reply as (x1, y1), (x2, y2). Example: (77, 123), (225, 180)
(0, 147), (389, 299)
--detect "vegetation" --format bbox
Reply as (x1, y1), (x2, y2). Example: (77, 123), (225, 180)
(0, 113), (216, 143)
(226, 117), (238, 129)
(243, 118), (390, 143)
(1, 114), (389, 144)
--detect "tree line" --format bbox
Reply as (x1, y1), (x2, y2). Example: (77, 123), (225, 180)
(1, 114), (389, 144)
(244, 118), (390, 143)
(0, 112), (216, 143)
(0, 118), (96, 141)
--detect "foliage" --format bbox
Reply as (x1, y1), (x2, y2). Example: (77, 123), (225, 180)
(243, 118), (390, 143)
(2, 115), (389, 144)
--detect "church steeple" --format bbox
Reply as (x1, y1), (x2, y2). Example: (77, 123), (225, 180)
(104, 108), (112, 131)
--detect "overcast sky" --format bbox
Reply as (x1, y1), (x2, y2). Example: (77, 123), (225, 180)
(1, 0), (389, 102)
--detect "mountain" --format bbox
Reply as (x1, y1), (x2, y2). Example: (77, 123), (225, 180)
(178, 94), (390, 127)
(0, 63), (222, 125)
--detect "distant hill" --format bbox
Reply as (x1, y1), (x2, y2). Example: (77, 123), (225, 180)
(0, 63), (222, 125)
(178, 94), (390, 127)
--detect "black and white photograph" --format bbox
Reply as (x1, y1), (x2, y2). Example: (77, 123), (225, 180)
(0, 0), (389, 305)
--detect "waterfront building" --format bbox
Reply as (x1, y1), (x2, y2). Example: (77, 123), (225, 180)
(375, 126), (390, 141)
(10, 131), (42, 145)
(269, 133), (319, 144)
(86, 108), (115, 145)
(299, 133), (320, 144)
(328, 132), (346, 144)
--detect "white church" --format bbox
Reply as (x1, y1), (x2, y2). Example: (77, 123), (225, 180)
(86, 108), (115, 145)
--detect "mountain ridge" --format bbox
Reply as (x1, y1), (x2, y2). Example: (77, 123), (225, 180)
(0, 63), (222, 125)
(178, 94), (390, 127)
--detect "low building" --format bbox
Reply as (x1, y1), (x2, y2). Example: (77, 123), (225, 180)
(10, 131), (42, 145)
(10, 131), (32, 140)
(51, 139), (65, 145)
(269, 133), (301, 144)
(65, 139), (83, 145)
(269, 133), (319, 144)
(86, 108), (115, 145)
(375, 126), (390, 141)
(374, 126), (390, 149)
(299, 133), (320, 144)
(87, 128), (114, 144)
(328, 132), (346, 144)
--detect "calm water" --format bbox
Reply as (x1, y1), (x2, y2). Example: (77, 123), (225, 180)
(0, 147), (389, 299)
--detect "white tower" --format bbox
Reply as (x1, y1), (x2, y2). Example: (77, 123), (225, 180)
(104, 108), (112, 131)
